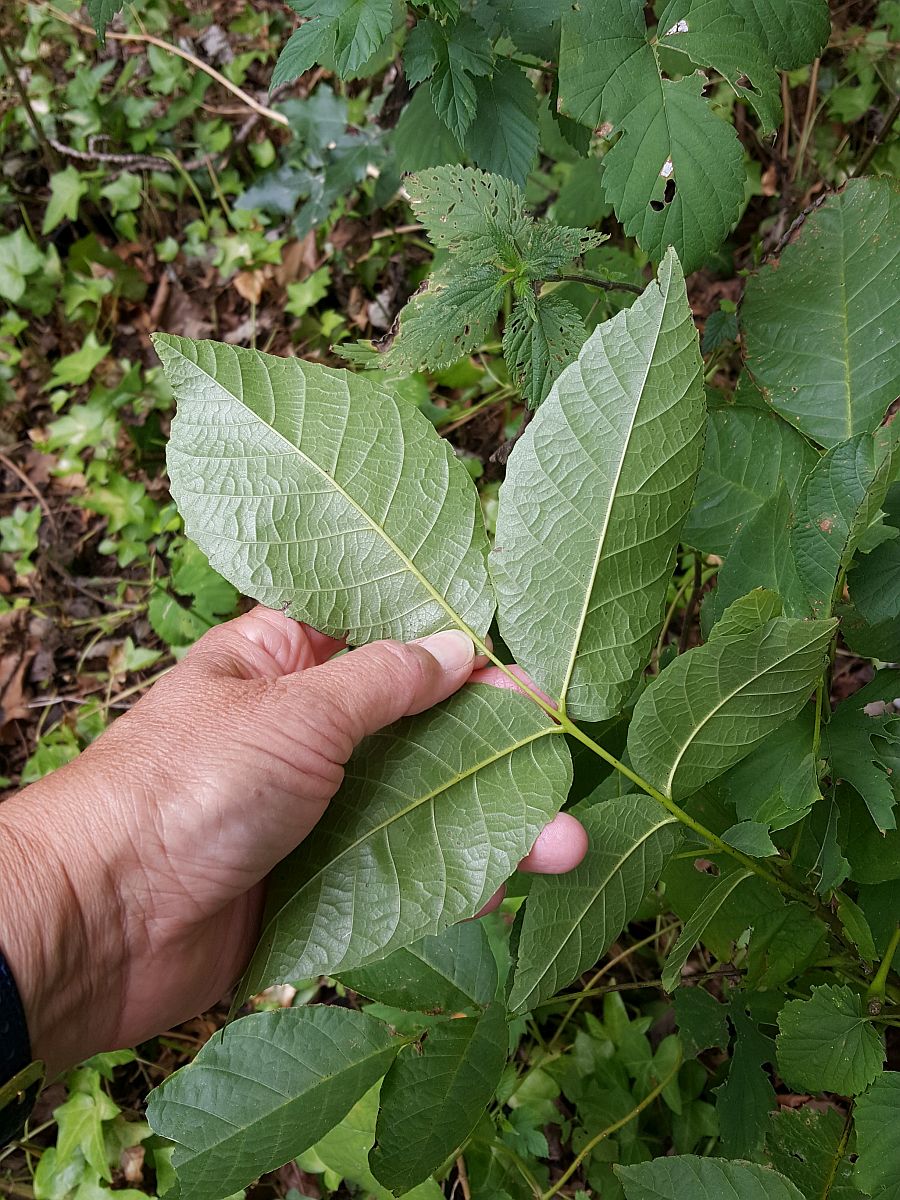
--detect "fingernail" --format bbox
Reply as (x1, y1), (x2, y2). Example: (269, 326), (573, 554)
(416, 629), (475, 672)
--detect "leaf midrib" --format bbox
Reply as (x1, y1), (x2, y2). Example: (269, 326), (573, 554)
(557, 269), (670, 712)
(662, 624), (829, 795)
(172, 345), (484, 643)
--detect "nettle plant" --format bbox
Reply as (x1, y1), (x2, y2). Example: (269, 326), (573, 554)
(141, 162), (900, 1198)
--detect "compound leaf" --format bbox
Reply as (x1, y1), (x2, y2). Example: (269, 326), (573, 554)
(683, 404), (817, 557)
(238, 685), (571, 998)
(155, 335), (495, 644)
(741, 177), (900, 448)
(502, 292), (587, 409)
(370, 1002), (507, 1193)
(854, 1071), (900, 1200)
(338, 922), (498, 1014)
(628, 611), (835, 801)
(776, 984), (885, 1096)
(509, 795), (681, 1012)
(492, 249), (705, 722)
(146, 1007), (401, 1200)
(616, 1155), (805, 1199)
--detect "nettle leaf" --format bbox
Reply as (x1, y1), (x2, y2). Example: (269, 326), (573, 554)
(777, 984), (885, 1097)
(338, 921), (498, 1014)
(738, 0), (831, 68)
(146, 1007), (402, 1200)
(558, 1), (746, 271)
(765, 1108), (862, 1200)
(683, 404), (818, 557)
(239, 686), (571, 997)
(391, 86), (464, 174)
(790, 433), (883, 619)
(509, 795), (682, 1012)
(155, 335), (494, 644)
(661, 869), (753, 991)
(741, 177), (900, 447)
(854, 1071), (900, 1200)
(462, 61), (539, 184)
(86, 0), (125, 41)
(629, 605), (834, 801)
(492, 250), (705, 721)
(405, 17), (493, 141)
(273, 0), (396, 84)
(826, 671), (900, 833)
(502, 292), (587, 409)
(370, 1002), (507, 1193)
(616, 1155), (805, 1200)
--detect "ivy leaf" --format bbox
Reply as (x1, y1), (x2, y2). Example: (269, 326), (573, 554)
(854, 1071), (900, 1199)
(765, 1108), (863, 1200)
(406, 18), (493, 141)
(148, 539), (238, 650)
(629, 609), (835, 801)
(43, 167), (88, 234)
(776, 984), (885, 1096)
(370, 1003), (507, 1193)
(790, 434), (879, 619)
(155, 335), (495, 645)
(683, 404), (817, 557)
(616, 1155), (805, 1199)
(508, 795), (681, 1012)
(338, 922), (498, 1014)
(462, 61), (539, 185)
(502, 292), (587, 409)
(661, 869), (753, 991)
(826, 670), (900, 833)
(273, 0), (395, 85)
(741, 177), (900, 447)
(238, 686), (571, 998)
(558, 2), (745, 271)
(492, 249), (705, 721)
(146, 1007), (402, 1200)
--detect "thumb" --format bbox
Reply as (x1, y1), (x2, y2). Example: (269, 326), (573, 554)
(299, 629), (477, 751)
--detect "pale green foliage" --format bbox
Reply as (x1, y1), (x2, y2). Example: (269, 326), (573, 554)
(492, 249), (705, 720)
(147, 1007), (402, 1200)
(371, 1003), (507, 1192)
(237, 685), (571, 998)
(741, 177), (900, 447)
(157, 333), (495, 644)
(776, 985), (885, 1096)
(509, 796), (681, 1011)
(617, 1155), (805, 1199)
(502, 292), (588, 409)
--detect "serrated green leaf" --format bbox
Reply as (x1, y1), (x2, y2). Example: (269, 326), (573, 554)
(616, 1155), (805, 1199)
(661, 869), (753, 991)
(714, 1005), (776, 1158)
(370, 1002), (507, 1192)
(146, 1007), (401, 1200)
(776, 984), (885, 1096)
(492, 250), (705, 721)
(558, 1), (745, 271)
(502, 292), (587, 409)
(155, 335), (495, 644)
(683, 405), (817, 557)
(629, 613), (834, 801)
(238, 686), (571, 998)
(738, 0), (831, 68)
(791, 434), (878, 618)
(391, 86), (464, 173)
(741, 177), (900, 447)
(274, 0), (395, 84)
(854, 1071), (900, 1200)
(509, 795), (681, 1012)
(338, 921), (497, 1014)
(407, 165), (529, 260)
(826, 670), (900, 832)
(703, 486), (811, 633)
(86, 0), (124, 40)
(406, 18), (493, 140)
(765, 1108), (863, 1200)
(462, 61), (539, 185)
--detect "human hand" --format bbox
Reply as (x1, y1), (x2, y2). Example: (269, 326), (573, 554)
(0, 608), (587, 1076)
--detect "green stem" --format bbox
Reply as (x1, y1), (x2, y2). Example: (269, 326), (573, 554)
(546, 271), (643, 295)
(867, 925), (900, 1006)
(540, 1049), (682, 1200)
(820, 1107), (854, 1200)
(812, 672), (826, 764)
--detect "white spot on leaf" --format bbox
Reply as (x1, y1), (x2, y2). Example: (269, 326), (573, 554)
(660, 157), (674, 178)
(665, 18), (689, 34)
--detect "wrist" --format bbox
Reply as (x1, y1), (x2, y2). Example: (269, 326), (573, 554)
(0, 763), (128, 1076)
